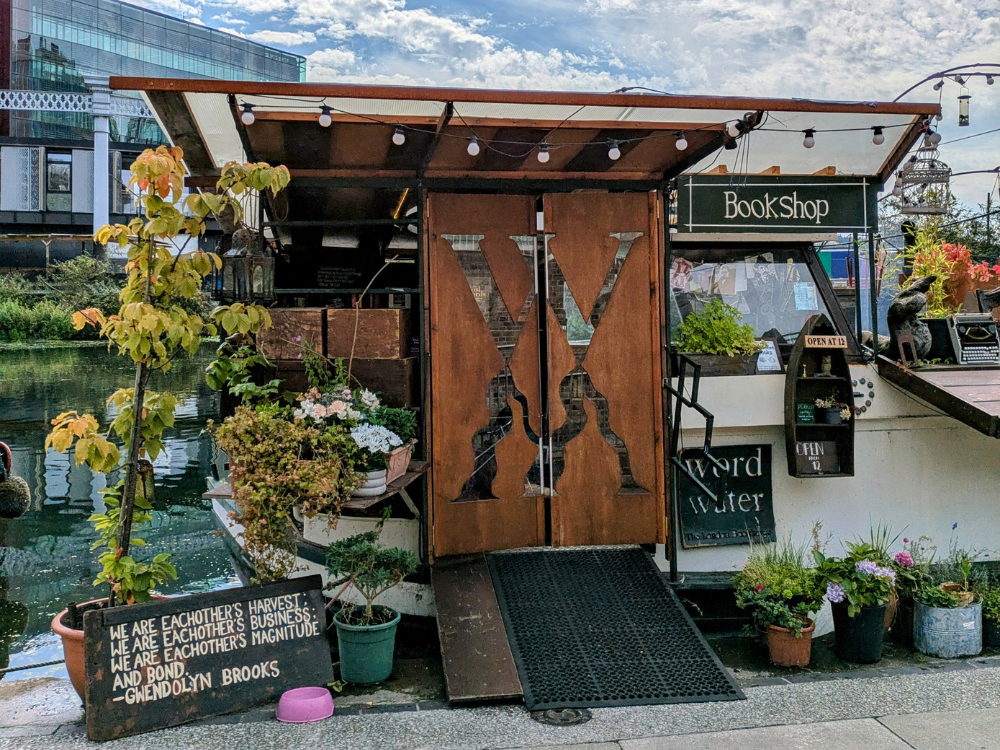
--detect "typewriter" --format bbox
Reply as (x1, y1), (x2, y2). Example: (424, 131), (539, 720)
(948, 314), (1000, 365)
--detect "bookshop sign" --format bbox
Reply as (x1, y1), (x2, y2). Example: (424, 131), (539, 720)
(676, 175), (874, 234)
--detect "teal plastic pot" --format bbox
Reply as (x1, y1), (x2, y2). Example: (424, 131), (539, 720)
(334, 608), (401, 684)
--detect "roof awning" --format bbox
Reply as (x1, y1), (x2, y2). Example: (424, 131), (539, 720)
(112, 78), (937, 191)
(877, 357), (1000, 439)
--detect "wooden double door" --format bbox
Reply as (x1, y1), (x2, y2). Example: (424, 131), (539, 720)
(427, 192), (666, 557)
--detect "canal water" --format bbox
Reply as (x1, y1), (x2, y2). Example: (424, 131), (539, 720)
(0, 344), (237, 682)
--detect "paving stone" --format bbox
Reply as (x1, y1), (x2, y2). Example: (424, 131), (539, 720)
(619, 718), (910, 750)
(879, 708), (1000, 749)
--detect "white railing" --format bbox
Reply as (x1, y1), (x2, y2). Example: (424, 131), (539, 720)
(0, 89), (152, 118)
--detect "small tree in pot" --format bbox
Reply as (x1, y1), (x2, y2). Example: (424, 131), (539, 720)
(326, 525), (417, 684)
(734, 537), (824, 667)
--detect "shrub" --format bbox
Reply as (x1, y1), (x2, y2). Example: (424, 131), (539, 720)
(734, 536), (824, 637)
(326, 528), (418, 626)
(0, 273), (34, 306)
(0, 300), (76, 342)
(675, 299), (764, 356)
(48, 256), (122, 316)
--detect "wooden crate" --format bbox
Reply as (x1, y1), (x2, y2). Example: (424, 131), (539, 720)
(259, 308), (324, 361)
(326, 309), (411, 360)
(273, 357), (420, 408)
(351, 357), (420, 407)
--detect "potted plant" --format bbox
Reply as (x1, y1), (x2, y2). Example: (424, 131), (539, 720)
(974, 581), (1000, 648)
(914, 540), (982, 658)
(887, 536), (933, 646)
(372, 407), (418, 483)
(814, 394), (851, 425)
(674, 299), (765, 376)
(326, 527), (418, 684)
(46, 148), (289, 697)
(733, 537), (823, 667)
(814, 542), (896, 663)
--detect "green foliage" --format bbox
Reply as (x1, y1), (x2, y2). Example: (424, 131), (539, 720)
(206, 333), (280, 404)
(214, 405), (359, 582)
(370, 407), (417, 444)
(975, 581), (1000, 624)
(48, 256), (122, 316)
(814, 537), (897, 618)
(675, 299), (764, 357)
(0, 273), (34, 306)
(733, 536), (824, 637)
(88, 483), (177, 604)
(304, 344), (333, 391)
(0, 300), (77, 342)
(326, 525), (418, 626)
(916, 584), (961, 608)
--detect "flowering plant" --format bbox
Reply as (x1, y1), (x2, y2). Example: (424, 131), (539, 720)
(733, 537), (824, 637)
(813, 549), (896, 617)
(350, 424), (403, 471)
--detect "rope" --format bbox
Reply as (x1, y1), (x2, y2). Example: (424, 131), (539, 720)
(0, 658), (65, 674)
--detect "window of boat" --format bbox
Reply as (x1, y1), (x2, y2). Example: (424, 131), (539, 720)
(669, 244), (837, 345)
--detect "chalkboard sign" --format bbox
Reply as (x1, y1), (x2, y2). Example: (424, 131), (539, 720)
(83, 576), (333, 742)
(794, 440), (840, 475)
(677, 445), (776, 548)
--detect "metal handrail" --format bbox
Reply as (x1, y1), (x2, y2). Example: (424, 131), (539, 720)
(664, 352), (727, 503)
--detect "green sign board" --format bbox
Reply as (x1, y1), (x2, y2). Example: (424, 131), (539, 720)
(676, 175), (874, 234)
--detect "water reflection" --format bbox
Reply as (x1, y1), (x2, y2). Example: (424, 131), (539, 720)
(0, 345), (236, 682)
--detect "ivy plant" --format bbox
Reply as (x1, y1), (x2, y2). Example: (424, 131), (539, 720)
(45, 146), (289, 606)
(675, 299), (765, 357)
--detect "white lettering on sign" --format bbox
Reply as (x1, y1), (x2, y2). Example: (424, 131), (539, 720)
(724, 190), (831, 225)
(804, 335), (848, 349)
(106, 592), (320, 706)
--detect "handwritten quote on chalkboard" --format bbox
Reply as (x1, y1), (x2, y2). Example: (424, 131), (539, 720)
(677, 445), (776, 548)
(84, 576), (333, 742)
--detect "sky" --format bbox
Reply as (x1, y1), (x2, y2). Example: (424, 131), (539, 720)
(147, 0), (1000, 206)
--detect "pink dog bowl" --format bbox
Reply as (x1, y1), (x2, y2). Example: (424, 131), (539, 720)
(276, 687), (334, 723)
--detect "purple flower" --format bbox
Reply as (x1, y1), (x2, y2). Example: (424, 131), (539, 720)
(826, 582), (846, 604)
(953, 523), (959, 530)
(855, 560), (879, 576)
(294, 335), (302, 343)
(894, 551), (915, 568)
(903, 538), (909, 544)
(875, 566), (897, 584)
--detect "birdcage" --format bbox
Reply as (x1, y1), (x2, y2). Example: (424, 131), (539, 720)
(896, 134), (951, 216)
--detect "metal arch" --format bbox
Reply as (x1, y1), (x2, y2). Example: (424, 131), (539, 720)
(0, 89), (152, 118)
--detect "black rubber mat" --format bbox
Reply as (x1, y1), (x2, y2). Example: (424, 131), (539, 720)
(487, 547), (744, 710)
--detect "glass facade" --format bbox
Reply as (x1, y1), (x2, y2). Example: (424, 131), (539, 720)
(7, 0), (306, 142)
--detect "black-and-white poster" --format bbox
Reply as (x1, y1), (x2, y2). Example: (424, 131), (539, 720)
(677, 445), (776, 548)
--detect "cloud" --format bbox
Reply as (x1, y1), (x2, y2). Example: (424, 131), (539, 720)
(247, 29), (317, 46)
(212, 12), (248, 26)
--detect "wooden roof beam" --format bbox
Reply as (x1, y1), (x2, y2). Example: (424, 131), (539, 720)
(417, 102), (454, 178)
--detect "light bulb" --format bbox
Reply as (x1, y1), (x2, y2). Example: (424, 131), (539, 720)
(955, 75), (965, 85)
(933, 80), (944, 91)
(467, 137), (480, 156)
(608, 140), (621, 160)
(318, 106), (332, 128)
(240, 104), (255, 126)
(537, 144), (550, 163)
(803, 129), (816, 149)
(727, 122), (742, 138)
(988, 75), (996, 85)
(392, 127), (406, 146)
(892, 183), (902, 197)
(929, 130), (942, 146)
(675, 132), (688, 151)
(872, 127), (885, 146)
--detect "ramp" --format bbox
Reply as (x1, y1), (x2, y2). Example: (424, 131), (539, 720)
(487, 547), (743, 710)
(877, 356), (1000, 438)
(431, 554), (522, 703)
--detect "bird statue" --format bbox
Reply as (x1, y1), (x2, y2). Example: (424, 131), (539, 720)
(0, 442), (30, 519)
(888, 275), (937, 361)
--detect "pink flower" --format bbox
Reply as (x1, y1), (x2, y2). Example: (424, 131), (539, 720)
(294, 335), (302, 343)
(754, 585), (764, 592)
(903, 538), (909, 543)
(894, 551), (915, 568)
(296, 353), (302, 359)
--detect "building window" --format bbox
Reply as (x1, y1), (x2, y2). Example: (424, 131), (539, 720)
(46, 151), (73, 212)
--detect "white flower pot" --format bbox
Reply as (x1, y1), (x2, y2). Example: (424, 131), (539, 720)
(352, 470), (387, 497)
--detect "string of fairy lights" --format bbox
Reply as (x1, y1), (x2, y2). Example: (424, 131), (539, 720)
(234, 96), (927, 163)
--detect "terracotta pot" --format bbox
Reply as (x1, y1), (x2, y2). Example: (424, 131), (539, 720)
(53, 595), (168, 700)
(384, 443), (414, 484)
(766, 619), (815, 668)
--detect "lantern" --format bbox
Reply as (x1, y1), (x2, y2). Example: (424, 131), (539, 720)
(897, 133), (951, 216)
(213, 251), (275, 303)
(958, 87), (971, 127)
